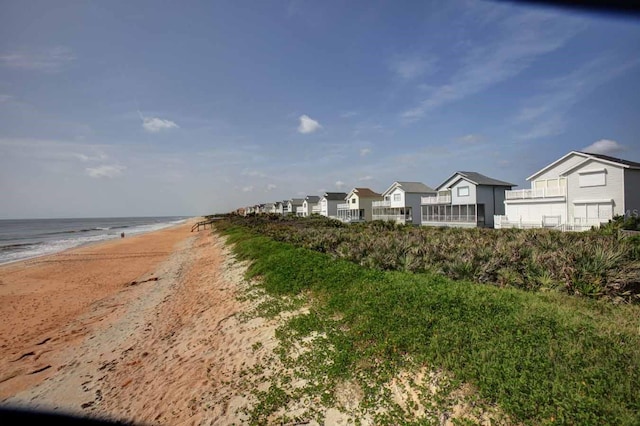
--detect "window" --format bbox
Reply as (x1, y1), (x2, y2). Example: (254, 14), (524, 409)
(393, 193), (401, 201)
(578, 169), (606, 187)
(351, 198), (356, 204)
(457, 186), (469, 197)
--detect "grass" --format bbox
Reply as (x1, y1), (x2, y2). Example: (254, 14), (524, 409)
(219, 221), (640, 425)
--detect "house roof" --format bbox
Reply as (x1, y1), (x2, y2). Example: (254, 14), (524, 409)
(437, 171), (515, 190)
(305, 195), (320, 203)
(351, 187), (381, 198)
(323, 192), (348, 200)
(289, 198), (304, 205)
(579, 152), (640, 169)
(528, 151), (640, 181)
(383, 181), (435, 196)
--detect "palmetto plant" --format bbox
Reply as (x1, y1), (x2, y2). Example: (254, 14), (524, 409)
(226, 215), (640, 302)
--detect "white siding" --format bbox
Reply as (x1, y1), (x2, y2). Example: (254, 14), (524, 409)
(504, 200), (566, 225)
(567, 159), (625, 219)
(387, 188), (406, 208)
(533, 153), (586, 181)
(347, 193), (360, 210)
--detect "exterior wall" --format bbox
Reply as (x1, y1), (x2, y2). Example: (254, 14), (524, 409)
(319, 198), (329, 217)
(533, 153), (585, 181)
(566, 159), (625, 220)
(474, 185), (510, 227)
(624, 169), (640, 216)
(359, 197), (380, 221)
(504, 199), (567, 226)
(450, 179), (477, 205)
(385, 187), (406, 208)
(405, 193), (423, 225)
(346, 193), (360, 211)
(326, 200), (341, 218)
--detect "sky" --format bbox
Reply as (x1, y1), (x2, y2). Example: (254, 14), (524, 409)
(1, 0), (639, 218)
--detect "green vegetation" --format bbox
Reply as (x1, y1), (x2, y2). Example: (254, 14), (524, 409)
(223, 214), (640, 302)
(217, 218), (640, 425)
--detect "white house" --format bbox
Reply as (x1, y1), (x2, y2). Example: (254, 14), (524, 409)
(337, 188), (382, 222)
(264, 202), (275, 214)
(495, 151), (640, 231)
(285, 198), (303, 217)
(297, 195), (320, 217)
(318, 192), (348, 218)
(421, 172), (514, 228)
(372, 181), (435, 225)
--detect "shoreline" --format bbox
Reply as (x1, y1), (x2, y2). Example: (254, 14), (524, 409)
(0, 217), (195, 268)
(0, 219), (200, 399)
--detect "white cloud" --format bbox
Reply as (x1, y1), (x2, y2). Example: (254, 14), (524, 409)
(335, 180), (346, 189)
(582, 139), (624, 155)
(266, 183), (277, 191)
(0, 46), (75, 72)
(401, 10), (583, 121)
(515, 57), (639, 140)
(72, 152), (108, 162)
(85, 164), (125, 178)
(242, 185), (254, 192)
(358, 175), (373, 181)
(297, 114), (322, 134)
(359, 148), (371, 156)
(456, 134), (483, 144)
(390, 56), (434, 80)
(143, 117), (179, 133)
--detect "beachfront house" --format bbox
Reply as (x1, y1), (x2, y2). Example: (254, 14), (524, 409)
(264, 203), (275, 214)
(318, 192), (348, 218)
(372, 181), (435, 225)
(274, 201), (286, 215)
(495, 151), (640, 231)
(287, 198), (304, 217)
(421, 172), (515, 228)
(337, 188), (383, 222)
(297, 195), (320, 217)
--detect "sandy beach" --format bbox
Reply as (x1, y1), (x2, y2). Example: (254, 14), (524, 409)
(0, 219), (276, 424)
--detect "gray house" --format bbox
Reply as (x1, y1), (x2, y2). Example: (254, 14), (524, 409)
(373, 181), (436, 225)
(318, 192), (348, 218)
(421, 171), (515, 228)
(298, 195), (320, 217)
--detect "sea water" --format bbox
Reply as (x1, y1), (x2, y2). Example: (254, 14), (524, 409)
(0, 216), (189, 265)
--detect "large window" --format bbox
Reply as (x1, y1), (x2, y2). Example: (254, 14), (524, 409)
(578, 169), (606, 187)
(457, 186), (469, 197)
(393, 193), (401, 201)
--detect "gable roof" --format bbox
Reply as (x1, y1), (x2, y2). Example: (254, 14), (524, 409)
(528, 151), (640, 181)
(437, 171), (515, 190)
(323, 192), (348, 201)
(288, 198), (304, 205)
(580, 152), (640, 169)
(382, 181), (435, 196)
(305, 195), (320, 203)
(350, 187), (381, 198)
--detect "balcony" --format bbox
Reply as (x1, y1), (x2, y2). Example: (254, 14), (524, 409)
(505, 187), (566, 200)
(421, 194), (451, 205)
(311, 205), (321, 214)
(372, 200), (392, 208)
(337, 203), (349, 210)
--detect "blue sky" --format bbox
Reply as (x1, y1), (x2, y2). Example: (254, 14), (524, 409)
(1, 0), (639, 218)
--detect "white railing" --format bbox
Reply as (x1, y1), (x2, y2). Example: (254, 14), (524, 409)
(311, 205), (321, 213)
(421, 194), (452, 205)
(337, 203), (349, 210)
(505, 187), (566, 200)
(372, 214), (411, 224)
(296, 206), (306, 215)
(372, 200), (392, 207)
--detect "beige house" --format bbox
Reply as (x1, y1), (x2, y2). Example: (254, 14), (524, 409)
(337, 188), (382, 222)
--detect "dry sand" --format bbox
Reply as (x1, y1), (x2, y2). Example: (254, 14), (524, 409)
(0, 220), (277, 424)
(0, 220), (505, 425)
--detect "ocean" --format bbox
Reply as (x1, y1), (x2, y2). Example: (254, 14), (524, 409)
(0, 216), (189, 265)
